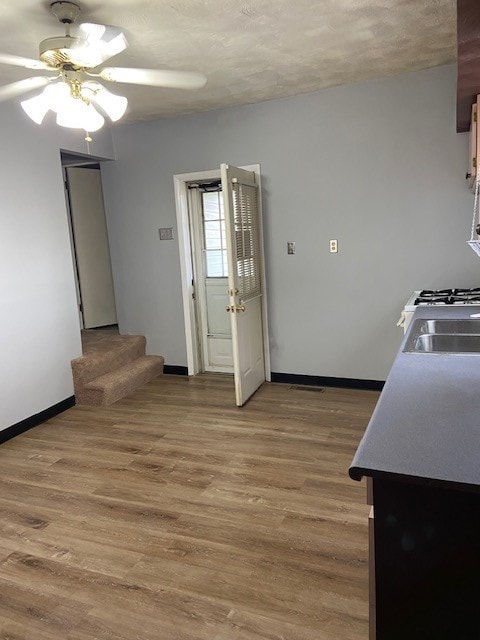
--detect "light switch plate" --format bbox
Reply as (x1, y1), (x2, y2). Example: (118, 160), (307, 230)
(159, 227), (174, 240)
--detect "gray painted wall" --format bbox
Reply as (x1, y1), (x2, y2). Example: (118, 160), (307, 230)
(1, 101), (114, 430)
(102, 65), (478, 381)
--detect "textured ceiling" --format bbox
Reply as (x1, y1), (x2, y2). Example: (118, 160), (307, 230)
(0, 0), (457, 123)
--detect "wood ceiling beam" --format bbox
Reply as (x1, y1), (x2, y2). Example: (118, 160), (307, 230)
(457, 0), (480, 132)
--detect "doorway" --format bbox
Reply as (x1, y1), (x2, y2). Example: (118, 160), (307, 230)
(61, 152), (117, 330)
(174, 164), (271, 404)
(189, 181), (233, 373)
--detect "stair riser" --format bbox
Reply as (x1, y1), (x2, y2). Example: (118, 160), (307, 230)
(72, 336), (146, 388)
(77, 357), (165, 406)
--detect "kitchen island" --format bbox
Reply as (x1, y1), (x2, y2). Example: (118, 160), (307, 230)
(350, 304), (480, 640)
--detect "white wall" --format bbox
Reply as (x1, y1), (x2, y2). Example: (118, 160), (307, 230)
(0, 101), (114, 430)
(102, 65), (478, 381)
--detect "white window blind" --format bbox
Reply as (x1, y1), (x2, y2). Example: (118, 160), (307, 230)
(232, 182), (261, 300)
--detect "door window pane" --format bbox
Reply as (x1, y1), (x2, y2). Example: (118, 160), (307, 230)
(205, 251), (224, 277)
(202, 191), (228, 277)
(204, 221), (222, 250)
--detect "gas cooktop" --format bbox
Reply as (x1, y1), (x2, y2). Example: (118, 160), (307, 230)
(415, 288), (480, 305)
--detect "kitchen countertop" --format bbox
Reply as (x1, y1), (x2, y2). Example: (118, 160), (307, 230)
(349, 304), (480, 490)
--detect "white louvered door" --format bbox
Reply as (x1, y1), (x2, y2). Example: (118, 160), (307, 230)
(221, 163), (265, 406)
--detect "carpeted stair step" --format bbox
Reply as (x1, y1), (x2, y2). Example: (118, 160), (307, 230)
(72, 333), (146, 389)
(78, 355), (165, 406)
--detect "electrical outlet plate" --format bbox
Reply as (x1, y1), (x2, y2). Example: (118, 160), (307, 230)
(329, 239), (338, 253)
(287, 241), (296, 255)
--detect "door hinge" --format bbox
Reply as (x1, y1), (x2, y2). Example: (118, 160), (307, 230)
(64, 180), (69, 190)
(474, 157), (477, 169)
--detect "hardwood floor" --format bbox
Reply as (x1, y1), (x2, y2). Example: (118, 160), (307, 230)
(0, 375), (379, 639)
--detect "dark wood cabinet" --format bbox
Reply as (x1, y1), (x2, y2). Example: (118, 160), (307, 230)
(457, 0), (480, 132)
(368, 475), (480, 639)
(350, 308), (480, 640)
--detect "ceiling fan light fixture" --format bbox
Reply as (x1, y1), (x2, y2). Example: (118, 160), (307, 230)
(56, 99), (104, 131)
(89, 84), (127, 121)
(39, 36), (86, 67)
(20, 80), (69, 125)
(42, 81), (71, 112)
(63, 31), (127, 68)
(20, 92), (51, 124)
(21, 80), (124, 133)
(0, 1), (206, 139)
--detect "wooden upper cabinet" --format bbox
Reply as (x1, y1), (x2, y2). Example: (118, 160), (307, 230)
(457, 0), (480, 133)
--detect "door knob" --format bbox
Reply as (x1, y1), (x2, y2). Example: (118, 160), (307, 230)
(226, 305), (246, 313)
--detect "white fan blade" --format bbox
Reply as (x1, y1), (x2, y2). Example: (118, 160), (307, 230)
(0, 77), (50, 103)
(0, 52), (49, 70)
(71, 23), (128, 67)
(78, 22), (107, 43)
(100, 67), (207, 90)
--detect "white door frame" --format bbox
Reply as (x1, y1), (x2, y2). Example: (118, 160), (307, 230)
(189, 186), (232, 373)
(65, 166), (118, 329)
(174, 165), (271, 379)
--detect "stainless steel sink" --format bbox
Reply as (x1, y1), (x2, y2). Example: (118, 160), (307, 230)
(410, 334), (480, 353)
(403, 318), (480, 354)
(417, 319), (480, 335)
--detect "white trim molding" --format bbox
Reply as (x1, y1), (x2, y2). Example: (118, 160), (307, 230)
(173, 165), (271, 380)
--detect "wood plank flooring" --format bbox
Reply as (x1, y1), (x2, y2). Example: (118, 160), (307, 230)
(0, 375), (379, 639)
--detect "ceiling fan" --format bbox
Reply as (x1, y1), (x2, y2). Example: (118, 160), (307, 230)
(0, 1), (207, 136)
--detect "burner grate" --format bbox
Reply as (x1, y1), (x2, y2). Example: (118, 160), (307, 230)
(415, 288), (480, 305)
